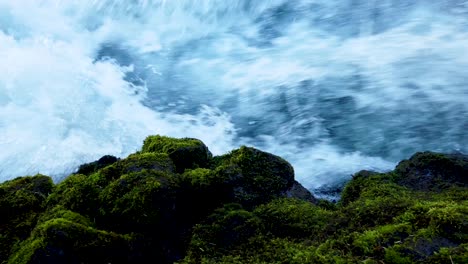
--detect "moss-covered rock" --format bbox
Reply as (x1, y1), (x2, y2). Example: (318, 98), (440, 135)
(394, 152), (468, 191)
(142, 135), (212, 172)
(174, 168), (230, 224)
(185, 204), (262, 262)
(0, 175), (53, 262)
(98, 169), (175, 233)
(214, 146), (295, 207)
(7, 217), (135, 264)
(46, 173), (101, 217)
(0, 136), (466, 263)
(89, 152), (175, 184)
(119, 152), (175, 174)
(76, 155), (119, 175)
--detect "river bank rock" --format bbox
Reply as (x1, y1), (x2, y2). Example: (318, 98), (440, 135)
(394, 151), (468, 191)
(1, 136), (466, 263)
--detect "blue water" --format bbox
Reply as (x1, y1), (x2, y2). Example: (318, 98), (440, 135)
(0, 0), (467, 193)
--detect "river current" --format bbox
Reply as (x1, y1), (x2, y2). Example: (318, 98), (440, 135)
(1, 0), (467, 195)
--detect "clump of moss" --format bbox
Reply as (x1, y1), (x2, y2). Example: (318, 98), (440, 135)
(174, 168), (230, 225)
(120, 152), (176, 174)
(214, 146), (295, 207)
(0, 175), (53, 262)
(76, 155), (119, 175)
(46, 173), (100, 217)
(185, 204), (262, 262)
(254, 198), (332, 240)
(8, 217), (135, 264)
(394, 151), (468, 191)
(98, 169), (175, 233)
(425, 243), (468, 263)
(142, 135), (212, 172)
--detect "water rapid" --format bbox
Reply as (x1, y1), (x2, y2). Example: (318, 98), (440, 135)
(1, 0), (467, 194)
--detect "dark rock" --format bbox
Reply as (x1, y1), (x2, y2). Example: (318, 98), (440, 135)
(215, 146), (295, 207)
(119, 152), (175, 174)
(76, 155), (119, 175)
(286, 180), (317, 204)
(394, 152), (468, 191)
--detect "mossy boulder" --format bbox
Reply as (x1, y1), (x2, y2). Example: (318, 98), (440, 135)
(46, 173), (101, 217)
(142, 135), (212, 172)
(1, 135), (466, 263)
(394, 152), (468, 191)
(119, 152), (175, 174)
(214, 146), (295, 207)
(7, 217), (135, 264)
(98, 169), (175, 233)
(0, 175), (53, 262)
(76, 155), (119, 175)
(174, 168), (230, 225)
(91, 152), (175, 183)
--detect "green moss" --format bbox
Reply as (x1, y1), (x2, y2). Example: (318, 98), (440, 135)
(96, 163), (122, 183)
(48, 153), (177, 222)
(214, 146), (295, 207)
(8, 217), (133, 264)
(98, 169), (174, 232)
(394, 152), (468, 191)
(254, 198), (332, 240)
(141, 135), (212, 172)
(174, 168), (231, 226)
(313, 239), (355, 264)
(180, 168), (218, 187)
(383, 247), (413, 264)
(396, 200), (468, 242)
(186, 204), (262, 261)
(38, 205), (94, 227)
(0, 174), (53, 195)
(120, 152), (175, 173)
(351, 223), (413, 256)
(7, 236), (46, 264)
(213, 238), (317, 264)
(426, 243), (468, 263)
(76, 155), (119, 175)
(0, 175), (54, 263)
(82, 152), (175, 189)
(1, 136), (466, 263)
(46, 173), (100, 216)
(316, 199), (337, 211)
(142, 135), (204, 153)
(341, 193), (412, 230)
(339, 171), (397, 206)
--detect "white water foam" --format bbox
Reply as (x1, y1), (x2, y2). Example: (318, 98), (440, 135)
(0, 1), (466, 193)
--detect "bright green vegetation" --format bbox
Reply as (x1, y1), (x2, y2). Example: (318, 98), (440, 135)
(142, 135), (212, 173)
(0, 136), (466, 263)
(0, 175), (53, 262)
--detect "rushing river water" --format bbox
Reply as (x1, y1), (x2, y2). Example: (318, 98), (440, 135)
(0, 0), (467, 195)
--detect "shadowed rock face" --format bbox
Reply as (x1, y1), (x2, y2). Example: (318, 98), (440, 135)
(1, 136), (467, 264)
(76, 155), (119, 175)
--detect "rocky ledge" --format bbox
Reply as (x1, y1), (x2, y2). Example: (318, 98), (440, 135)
(0, 135), (466, 263)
